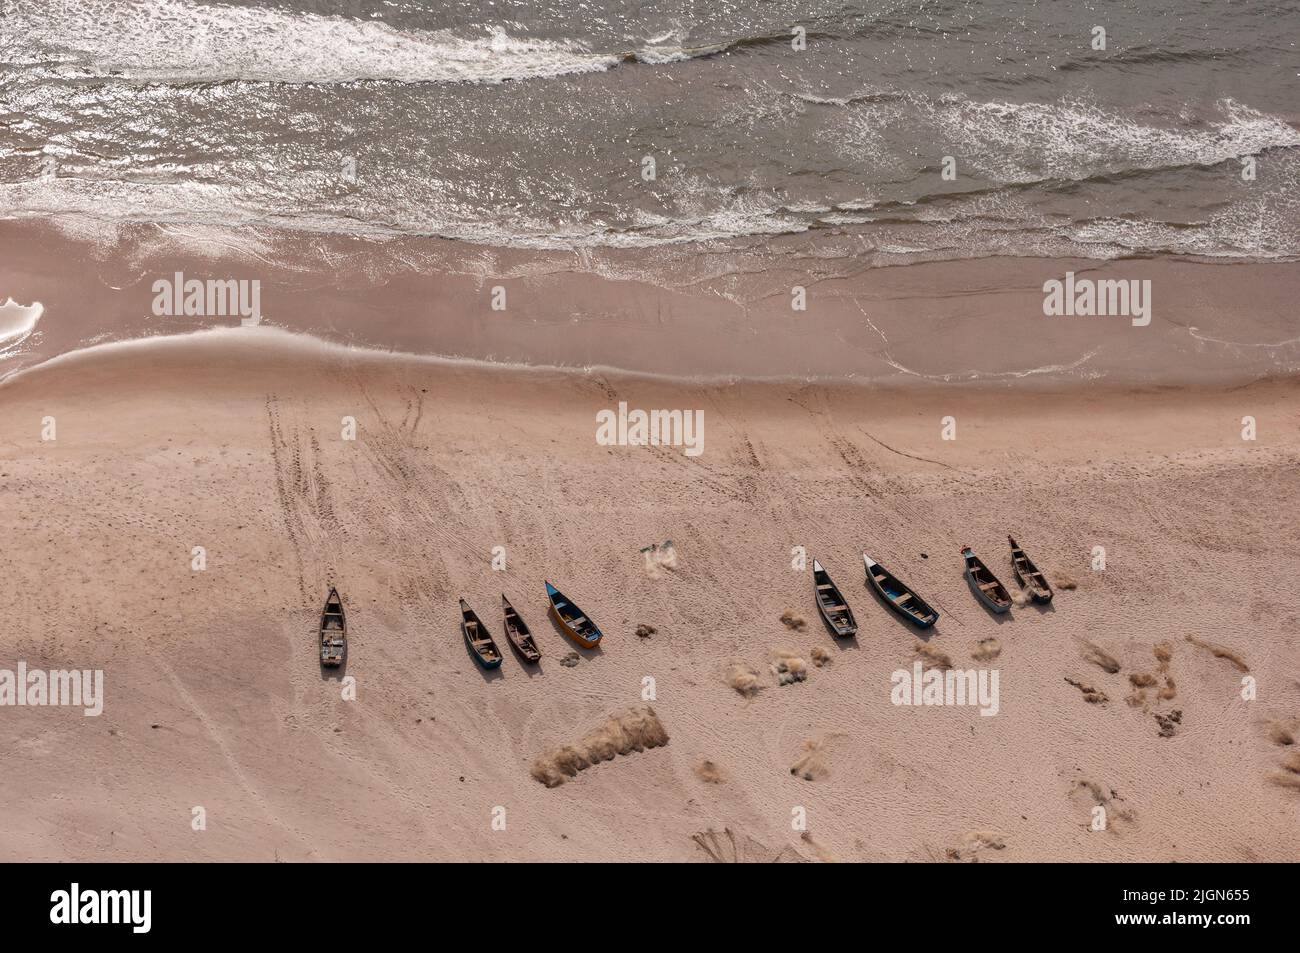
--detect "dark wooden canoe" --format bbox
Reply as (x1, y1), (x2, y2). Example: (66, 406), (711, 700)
(1008, 536), (1053, 604)
(962, 547), (1012, 613)
(546, 581), (602, 648)
(863, 554), (939, 628)
(319, 586), (346, 667)
(460, 598), (503, 669)
(502, 594), (541, 663)
(812, 559), (857, 637)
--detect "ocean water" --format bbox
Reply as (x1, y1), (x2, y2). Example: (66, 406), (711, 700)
(0, 0), (1297, 267)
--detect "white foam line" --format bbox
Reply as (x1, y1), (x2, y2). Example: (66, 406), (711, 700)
(1, 324), (1111, 391)
(880, 348), (1103, 383)
(2, 1), (752, 86)
(1185, 327), (1300, 348)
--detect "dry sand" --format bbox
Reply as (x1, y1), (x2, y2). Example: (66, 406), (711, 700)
(2, 326), (1299, 861)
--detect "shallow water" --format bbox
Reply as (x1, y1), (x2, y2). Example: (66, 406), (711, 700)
(1, 0), (1296, 267)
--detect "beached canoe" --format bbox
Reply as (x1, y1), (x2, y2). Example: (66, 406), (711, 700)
(319, 586), (346, 667)
(812, 559), (857, 637)
(502, 594), (541, 663)
(460, 598), (503, 669)
(1008, 536), (1054, 604)
(962, 547), (1012, 613)
(546, 581), (602, 648)
(863, 554), (939, 628)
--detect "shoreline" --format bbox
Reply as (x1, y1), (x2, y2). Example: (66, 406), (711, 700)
(4, 217), (1300, 388)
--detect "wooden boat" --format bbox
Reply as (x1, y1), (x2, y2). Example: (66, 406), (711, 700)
(459, 599), (503, 669)
(863, 554), (939, 628)
(1008, 536), (1053, 604)
(546, 581), (602, 648)
(502, 594), (541, 663)
(812, 559), (857, 637)
(962, 547), (1012, 613)
(319, 587), (346, 667)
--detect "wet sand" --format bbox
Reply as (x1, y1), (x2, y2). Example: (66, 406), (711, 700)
(4, 218), (1300, 386)
(1, 330), (1298, 860)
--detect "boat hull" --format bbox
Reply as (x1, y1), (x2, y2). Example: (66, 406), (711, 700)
(863, 557), (938, 628)
(463, 626), (504, 668)
(460, 600), (504, 669)
(963, 549), (1012, 613)
(550, 604), (601, 648)
(546, 582), (603, 648)
(319, 588), (347, 667)
(502, 596), (541, 662)
(1008, 537), (1054, 604)
(966, 571), (1011, 613)
(813, 561), (857, 638)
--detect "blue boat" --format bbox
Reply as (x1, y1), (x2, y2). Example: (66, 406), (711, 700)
(863, 554), (939, 628)
(546, 581), (602, 648)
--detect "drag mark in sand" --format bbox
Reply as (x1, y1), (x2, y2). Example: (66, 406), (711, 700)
(1184, 634), (1249, 672)
(265, 396), (338, 599)
(1065, 677), (1109, 704)
(691, 827), (807, 863)
(858, 426), (957, 471)
(1080, 641), (1121, 674)
(265, 395), (309, 599)
(153, 655), (318, 858)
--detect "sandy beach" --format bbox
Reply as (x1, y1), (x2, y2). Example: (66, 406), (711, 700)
(2, 323), (1298, 861)
(3, 0), (1299, 870)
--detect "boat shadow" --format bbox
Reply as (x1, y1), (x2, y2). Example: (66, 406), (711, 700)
(509, 647), (546, 677)
(319, 657), (348, 681)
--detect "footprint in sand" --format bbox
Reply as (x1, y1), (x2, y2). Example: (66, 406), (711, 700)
(915, 643), (952, 671)
(1263, 720), (1300, 791)
(941, 830), (1008, 863)
(1128, 642), (1179, 733)
(1080, 640), (1121, 674)
(1184, 634), (1249, 673)
(1069, 776), (1136, 834)
(1065, 677), (1108, 705)
(694, 759), (726, 784)
(790, 736), (832, 781)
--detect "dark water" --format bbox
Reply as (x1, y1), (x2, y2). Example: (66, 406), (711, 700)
(0, 0), (1297, 265)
